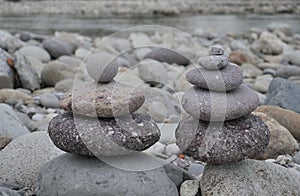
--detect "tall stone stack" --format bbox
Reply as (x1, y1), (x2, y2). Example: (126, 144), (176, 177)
(48, 52), (161, 157)
(176, 45), (270, 164)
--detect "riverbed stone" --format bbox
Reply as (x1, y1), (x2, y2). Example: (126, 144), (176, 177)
(228, 50), (257, 65)
(264, 77), (300, 114)
(138, 59), (168, 84)
(276, 65), (300, 78)
(258, 31), (283, 55)
(182, 85), (259, 121)
(39, 93), (60, 108)
(60, 81), (145, 117)
(144, 48), (190, 66)
(48, 112), (160, 156)
(255, 105), (300, 139)
(200, 159), (300, 195)
(86, 52), (119, 82)
(175, 114), (269, 164)
(241, 63), (263, 78)
(35, 153), (178, 196)
(186, 62), (243, 91)
(253, 112), (299, 159)
(0, 131), (64, 189)
(198, 55), (228, 70)
(14, 53), (40, 91)
(0, 104), (30, 139)
(209, 45), (224, 55)
(0, 48), (14, 89)
(54, 78), (74, 92)
(17, 45), (50, 62)
(42, 38), (73, 58)
(252, 74), (273, 93)
(285, 50), (300, 66)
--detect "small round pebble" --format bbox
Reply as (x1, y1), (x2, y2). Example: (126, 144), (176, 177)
(209, 45), (224, 55)
(48, 112), (161, 156)
(188, 163), (205, 176)
(176, 114), (270, 164)
(198, 55), (228, 70)
(40, 93), (60, 108)
(86, 52), (119, 83)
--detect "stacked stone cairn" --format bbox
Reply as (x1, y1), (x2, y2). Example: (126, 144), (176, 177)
(48, 52), (161, 157)
(176, 45), (270, 164)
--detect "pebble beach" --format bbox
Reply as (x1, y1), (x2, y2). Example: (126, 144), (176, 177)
(0, 3), (300, 195)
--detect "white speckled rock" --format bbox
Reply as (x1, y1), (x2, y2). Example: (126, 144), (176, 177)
(209, 45), (224, 55)
(198, 55), (228, 70)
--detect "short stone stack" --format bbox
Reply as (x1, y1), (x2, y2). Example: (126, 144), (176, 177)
(48, 53), (161, 157)
(176, 45), (270, 164)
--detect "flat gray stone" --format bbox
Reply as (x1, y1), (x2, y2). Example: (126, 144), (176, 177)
(200, 159), (300, 195)
(0, 103), (30, 139)
(265, 77), (300, 113)
(176, 114), (269, 164)
(0, 132), (64, 188)
(48, 112), (160, 156)
(61, 81), (145, 118)
(198, 55), (228, 70)
(17, 45), (50, 62)
(186, 63), (243, 91)
(14, 53), (40, 91)
(35, 153), (178, 196)
(182, 85), (259, 121)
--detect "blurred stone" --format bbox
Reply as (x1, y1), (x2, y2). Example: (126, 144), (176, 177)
(252, 75), (273, 93)
(258, 31), (283, 55)
(241, 63), (263, 78)
(17, 45), (50, 62)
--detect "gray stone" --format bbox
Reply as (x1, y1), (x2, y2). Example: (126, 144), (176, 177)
(265, 77), (300, 113)
(149, 101), (168, 123)
(252, 74), (273, 93)
(42, 38), (73, 58)
(0, 30), (23, 52)
(48, 112), (160, 156)
(198, 55), (228, 70)
(209, 45), (224, 55)
(0, 132), (64, 188)
(276, 65), (300, 78)
(176, 114), (269, 164)
(143, 48), (190, 66)
(14, 53), (40, 91)
(267, 22), (292, 36)
(163, 163), (195, 187)
(40, 93), (60, 108)
(257, 62), (284, 70)
(180, 180), (200, 196)
(263, 68), (276, 76)
(138, 59), (168, 85)
(285, 51), (300, 66)
(200, 159), (300, 195)
(86, 52), (119, 82)
(241, 63), (263, 78)
(182, 85), (259, 121)
(0, 104), (30, 139)
(17, 45), (50, 62)
(293, 151), (300, 165)
(0, 135), (11, 149)
(0, 48), (14, 89)
(165, 143), (181, 156)
(61, 81), (145, 117)
(186, 62), (243, 91)
(188, 163), (205, 177)
(41, 61), (76, 86)
(54, 78), (74, 92)
(35, 153), (178, 196)
(258, 31), (283, 55)
(57, 55), (82, 68)
(0, 187), (21, 196)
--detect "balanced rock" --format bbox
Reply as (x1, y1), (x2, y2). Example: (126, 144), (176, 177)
(209, 45), (224, 55)
(175, 114), (270, 164)
(86, 52), (119, 83)
(182, 85), (259, 121)
(61, 81), (145, 118)
(198, 55), (228, 70)
(35, 153), (178, 196)
(186, 62), (243, 91)
(48, 112), (160, 156)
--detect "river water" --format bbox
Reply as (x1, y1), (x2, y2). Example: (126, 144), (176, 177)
(0, 14), (299, 36)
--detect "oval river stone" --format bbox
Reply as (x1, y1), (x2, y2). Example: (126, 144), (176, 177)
(198, 55), (228, 70)
(175, 114), (270, 164)
(60, 81), (145, 118)
(186, 63), (243, 92)
(182, 85), (259, 121)
(48, 112), (160, 156)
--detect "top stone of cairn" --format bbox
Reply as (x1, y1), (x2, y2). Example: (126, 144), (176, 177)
(209, 45), (224, 55)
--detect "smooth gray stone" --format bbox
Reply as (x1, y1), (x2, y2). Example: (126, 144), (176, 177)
(198, 55), (228, 70)
(182, 85), (259, 121)
(39, 93), (60, 108)
(265, 77), (300, 113)
(200, 159), (300, 195)
(176, 114), (269, 164)
(0, 48), (14, 89)
(35, 153), (178, 196)
(17, 46), (50, 62)
(14, 53), (40, 91)
(276, 65), (300, 78)
(186, 63), (243, 91)
(143, 47), (190, 66)
(0, 187), (21, 196)
(42, 38), (74, 59)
